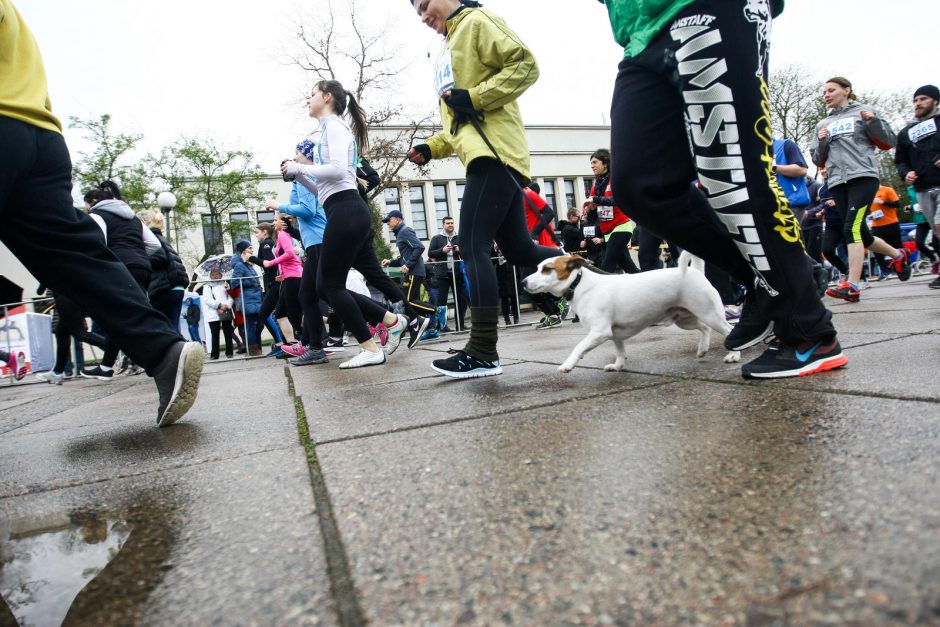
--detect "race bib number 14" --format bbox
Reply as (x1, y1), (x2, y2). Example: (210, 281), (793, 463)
(434, 47), (455, 98)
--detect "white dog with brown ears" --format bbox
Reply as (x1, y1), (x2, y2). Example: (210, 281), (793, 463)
(522, 252), (741, 372)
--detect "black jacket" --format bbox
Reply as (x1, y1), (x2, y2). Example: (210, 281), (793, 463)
(428, 232), (461, 280)
(896, 113), (940, 192)
(561, 221), (583, 253)
(147, 228), (189, 297)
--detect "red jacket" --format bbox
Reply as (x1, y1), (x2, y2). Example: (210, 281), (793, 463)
(523, 188), (559, 247)
(589, 174), (630, 235)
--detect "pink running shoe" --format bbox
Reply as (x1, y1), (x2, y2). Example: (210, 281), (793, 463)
(6, 352), (28, 381)
(372, 323), (389, 347)
(281, 343), (306, 357)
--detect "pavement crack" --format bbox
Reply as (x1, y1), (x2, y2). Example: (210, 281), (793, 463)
(285, 366), (366, 627)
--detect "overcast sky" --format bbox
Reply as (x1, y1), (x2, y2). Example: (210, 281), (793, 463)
(17, 0), (933, 175)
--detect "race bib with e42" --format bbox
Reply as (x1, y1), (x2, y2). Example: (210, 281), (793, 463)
(827, 117), (856, 139)
(908, 118), (937, 144)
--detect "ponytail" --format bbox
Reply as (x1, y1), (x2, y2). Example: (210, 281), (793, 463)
(83, 180), (124, 206)
(316, 79), (369, 154)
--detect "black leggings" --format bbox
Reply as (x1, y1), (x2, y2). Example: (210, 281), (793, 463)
(872, 223), (902, 273)
(259, 282), (281, 342)
(830, 178), (878, 247)
(319, 190), (404, 343)
(275, 276), (303, 339)
(821, 225), (850, 274)
(608, 0), (834, 344)
(459, 158), (558, 308)
(916, 222), (938, 262)
(208, 320), (235, 358)
(600, 230), (640, 273)
(300, 245), (325, 350)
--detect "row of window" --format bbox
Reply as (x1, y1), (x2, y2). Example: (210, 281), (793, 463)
(200, 178), (596, 254)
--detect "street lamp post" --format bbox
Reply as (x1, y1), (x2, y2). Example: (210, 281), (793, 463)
(157, 191), (178, 248)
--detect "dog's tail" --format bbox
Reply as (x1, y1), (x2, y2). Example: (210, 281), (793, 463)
(678, 250), (705, 275)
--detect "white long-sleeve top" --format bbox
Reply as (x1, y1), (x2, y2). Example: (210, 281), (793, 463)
(295, 115), (358, 204)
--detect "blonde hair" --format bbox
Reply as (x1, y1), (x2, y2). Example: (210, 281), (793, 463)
(138, 209), (165, 230)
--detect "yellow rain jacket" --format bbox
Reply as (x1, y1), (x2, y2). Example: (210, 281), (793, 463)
(425, 7), (538, 182)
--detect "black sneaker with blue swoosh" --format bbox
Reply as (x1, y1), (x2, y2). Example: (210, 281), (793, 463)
(741, 337), (847, 379)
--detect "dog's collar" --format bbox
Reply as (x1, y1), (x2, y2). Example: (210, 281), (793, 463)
(563, 270), (583, 301)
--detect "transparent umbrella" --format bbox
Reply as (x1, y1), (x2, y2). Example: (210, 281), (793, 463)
(194, 254), (234, 279)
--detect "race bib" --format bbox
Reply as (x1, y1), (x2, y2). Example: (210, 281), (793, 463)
(827, 117), (855, 138)
(434, 46), (455, 98)
(598, 206), (614, 221)
(909, 118), (937, 144)
(870, 209), (884, 220)
(583, 226), (596, 238)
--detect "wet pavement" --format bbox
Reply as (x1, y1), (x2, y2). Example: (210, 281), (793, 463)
(1, 274), (938, 625)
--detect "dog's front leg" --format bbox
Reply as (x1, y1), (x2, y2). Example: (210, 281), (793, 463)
(695, 325), (712, 358)
(559, 332), (610, 373)
(605, 339), (627, 372)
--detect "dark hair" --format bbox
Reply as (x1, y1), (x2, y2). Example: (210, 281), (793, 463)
(591, 148), (611, 166)
(83, 180), (123, 206)
(825, 76), (857, 102)
(527, 182), (540, 194)
(255, 222), (274, 237)
(315, 80), (369, 153)
(442, 216), (454, 223)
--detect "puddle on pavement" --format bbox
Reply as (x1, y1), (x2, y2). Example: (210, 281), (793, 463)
(1, 498), (176, 626)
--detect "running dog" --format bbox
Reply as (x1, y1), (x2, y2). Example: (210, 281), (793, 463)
(522, 252), (741, 372)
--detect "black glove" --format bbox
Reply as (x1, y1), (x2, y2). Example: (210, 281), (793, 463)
(412, 144), (432, 164)
(443, 89), (477, 116)
(248, 255), (262, 268)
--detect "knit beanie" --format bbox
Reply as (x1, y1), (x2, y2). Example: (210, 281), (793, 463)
(913, 85), (940, 102)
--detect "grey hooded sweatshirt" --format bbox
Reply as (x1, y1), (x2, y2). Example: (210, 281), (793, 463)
(810, 101), (897, 188)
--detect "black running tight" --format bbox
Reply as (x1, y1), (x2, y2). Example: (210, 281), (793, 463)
(459, 158), (558, 308)
(319, 190), (404, 343)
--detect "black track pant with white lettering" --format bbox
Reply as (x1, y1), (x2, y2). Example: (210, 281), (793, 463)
(609, 0), (835, 345)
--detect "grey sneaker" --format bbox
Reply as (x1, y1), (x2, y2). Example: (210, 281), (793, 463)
(154, 342), (205, 427)
(384, 315), (408, 355)
(292, 348), (330, 366)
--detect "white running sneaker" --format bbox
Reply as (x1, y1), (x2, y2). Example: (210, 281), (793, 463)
(384, 315), (408, 355)
(35, 371), (64, 385)
(338, 349), (386, 369)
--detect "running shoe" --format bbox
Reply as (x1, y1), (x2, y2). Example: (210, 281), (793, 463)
(558, 299), (570, 320)
(5, 352), (28, 381)
(742, 337), (847, 379)
(80, 366), (114, 381)
(324, 337), (346, 353)
(724, 295), (773, 350)
(154, 341), (205, 427)
(891, 248), (912, 281)
(281, 342), (306, 357)
(35, 371), (64, 385)
(420, 328), (441, 341)
(292, 348), (330, 366)
(406, 315), (430, 349)
(431, 350), (502, 379)
(115, 352), (130, 374)
(384, 315), (408, 355)
(535, 316), (561, 330)
(929, 277), (940, 289)
(339, 349), (386, 369)
(724, 305), (742, 323)
(826, 280), (860, 303)
(127, 365), (145, 376)
(372, 325), (389, 347)
(932, 261), (939, 275)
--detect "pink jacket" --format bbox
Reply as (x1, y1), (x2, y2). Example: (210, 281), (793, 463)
(267, 230), (303, 279)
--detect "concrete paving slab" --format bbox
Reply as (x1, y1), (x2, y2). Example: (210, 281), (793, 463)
(315, 380), (940, 625)
(1, 449), (334, 625)
(0, 361), (299, 497)
(297, 360), (670, 443)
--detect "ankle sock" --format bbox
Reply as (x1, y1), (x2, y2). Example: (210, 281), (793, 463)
(99, 365), (113, 373)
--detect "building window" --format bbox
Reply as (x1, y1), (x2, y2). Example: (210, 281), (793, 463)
(385, 187), (400, 241)
(456, 181), (465, 205)
(256, 210), (275, 225)
(409, 185), (428, 239)
(583, 178), (593, 197)
(433, 184), (449, 231)
(229, 212), (251, 245)
(202, 214), (223, 256)
(564, 179), (576, 210)
(543, 180), (557, 213)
